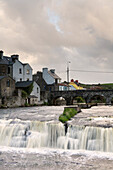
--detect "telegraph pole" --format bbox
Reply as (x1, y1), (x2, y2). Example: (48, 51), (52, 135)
(67, 61), (70, 90)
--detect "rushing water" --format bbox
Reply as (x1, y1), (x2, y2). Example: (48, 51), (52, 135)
(1, 106), (113, 169)
(0, 119), (113, 152)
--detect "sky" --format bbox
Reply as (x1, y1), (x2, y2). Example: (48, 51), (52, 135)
(0, 0), (113, 84)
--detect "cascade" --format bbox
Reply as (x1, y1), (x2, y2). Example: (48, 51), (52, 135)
(0, 119), (113, 152)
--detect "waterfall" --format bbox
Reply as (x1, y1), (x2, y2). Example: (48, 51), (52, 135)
(0, 119), (113, 152)
(58, 125), (113, 152)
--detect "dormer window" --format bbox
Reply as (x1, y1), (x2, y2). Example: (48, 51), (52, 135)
(19, 68), (22, 74)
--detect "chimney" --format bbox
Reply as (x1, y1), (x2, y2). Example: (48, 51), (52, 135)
(0, 50), (3, 59)
(42, 68), (48, 73)
(50, 69), (55, 74)
(11, 54), (19, 62)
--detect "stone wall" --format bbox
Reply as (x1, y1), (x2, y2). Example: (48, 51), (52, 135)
(6, 96), (26, 107)
(0, 76), (15, 97)
(0, 89), (26, 108)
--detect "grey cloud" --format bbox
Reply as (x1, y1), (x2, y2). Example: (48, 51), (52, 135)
(0, 0), (113, 83)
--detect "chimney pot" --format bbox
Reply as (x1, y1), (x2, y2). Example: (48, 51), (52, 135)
(0, 50), (3, 59)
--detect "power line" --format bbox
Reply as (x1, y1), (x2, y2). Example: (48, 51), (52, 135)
(57, 69), (113, 74)
(70, 69), (113, 74)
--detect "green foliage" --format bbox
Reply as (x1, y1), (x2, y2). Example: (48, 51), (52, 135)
(22, 90), (28, 98)
(44, 101), (49, 106)
(80, 83), (113, 90)
(24, 102), (30, 107)
(59, 115), (69, 123)
(25, 82), (33, 96)
(22, 82), (33, 96)
(59, 108), (77, 123)
(75, 97), (85, 103)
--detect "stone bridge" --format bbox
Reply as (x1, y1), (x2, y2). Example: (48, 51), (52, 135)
(48, 90), (113, 105)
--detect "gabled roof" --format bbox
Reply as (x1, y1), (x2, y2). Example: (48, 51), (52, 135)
(23, 63), (33, 70)
(0, 75), (15, 81)
(0, 56), (32, 70)
(16, 81), (33, 88)
(48, 71), (61, 80)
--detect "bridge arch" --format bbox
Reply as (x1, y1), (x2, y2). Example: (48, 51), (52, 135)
(88, 94), (106, 104)
(72, 96), (85, 104)
(53, 96), (66, 105)
(106, 94), (113, 105)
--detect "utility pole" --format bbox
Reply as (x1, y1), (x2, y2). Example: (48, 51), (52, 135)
(67, 61), (70, 90)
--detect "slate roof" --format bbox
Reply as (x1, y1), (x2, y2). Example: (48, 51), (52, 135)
(48, 71), (61, 80)
(0, 56), (32, 69)
(58, 83), (69, 87)
(16, 81), (33, 88)
(28, 95), (38, 98)
(33, 72), (47, 91)
(0, 76), (5, 80)
(0, 75), (15, 81)
(0, 56), (10, 65)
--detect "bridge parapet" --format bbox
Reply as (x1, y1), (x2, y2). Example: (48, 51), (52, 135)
(48, 90), (113, 105)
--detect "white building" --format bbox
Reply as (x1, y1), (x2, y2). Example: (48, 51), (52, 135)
(42, 68), (61, 85)
(30, 81), (40, 101)
(16, 81), (40, 102)
(23, 63), (32, 81)
(11, 55), (33, 82)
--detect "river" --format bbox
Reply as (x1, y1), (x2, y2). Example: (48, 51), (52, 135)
(0, 106), (113, 169)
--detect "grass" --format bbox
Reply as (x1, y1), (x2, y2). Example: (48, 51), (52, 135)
(59, 108), (77, 123)
(80, 83), (113, 90)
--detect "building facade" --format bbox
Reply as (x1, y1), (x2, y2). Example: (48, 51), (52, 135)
(42, 68), (61, 85)
(0, 51), (33, 82)
(0, 76), (15, 97)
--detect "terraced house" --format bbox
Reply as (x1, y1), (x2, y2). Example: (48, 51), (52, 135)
(0, 50), (40, 107)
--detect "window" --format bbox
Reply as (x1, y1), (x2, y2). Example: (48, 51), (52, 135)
(55, 79), (58, 84)
(2, 66), (5, 73)
(19, 68), (22, 74)
(8, 67), (10, 74)
(6, 80), (10, 87)
(27, 78), (29, 81)
(27, 69), (30, 74)
(20, 78), (22, 81)
(37, 87), (39, 93)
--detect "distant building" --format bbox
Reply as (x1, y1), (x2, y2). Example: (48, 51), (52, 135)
(0, 51), (12, 76)
(33, 71), (47, 92)
(16, 81), (40, 102)
(42, 68), (61, 85)
(58, 83), (71, 91)
(0, 51), (33, 82)
(69, 79), (83, 90)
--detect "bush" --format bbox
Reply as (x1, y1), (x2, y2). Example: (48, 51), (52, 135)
(24, 102), (30, 107)
(59, 108), (77, 123)
(59, 115), (69, 123)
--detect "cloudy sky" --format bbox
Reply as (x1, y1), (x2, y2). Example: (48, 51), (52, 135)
(0, 0), (113, 83)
